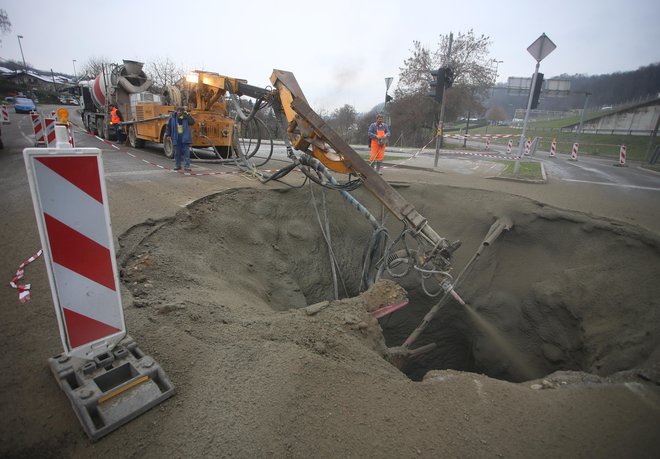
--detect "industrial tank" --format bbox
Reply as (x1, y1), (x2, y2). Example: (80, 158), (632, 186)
(90, 60), (153, 109)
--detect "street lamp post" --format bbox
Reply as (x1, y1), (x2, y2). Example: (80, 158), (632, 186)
(17, 34), (29, 94)
(72, 59), (77, 81)
(492, 59), (503, 96)
(575, 91), (591, 143)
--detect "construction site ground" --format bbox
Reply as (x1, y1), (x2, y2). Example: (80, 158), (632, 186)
(1, 115), (659, 458)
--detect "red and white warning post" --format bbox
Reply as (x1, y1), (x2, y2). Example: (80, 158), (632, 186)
(23, 121), (174, 441)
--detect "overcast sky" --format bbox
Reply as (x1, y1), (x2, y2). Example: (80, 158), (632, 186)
(1, 0), (658, 112)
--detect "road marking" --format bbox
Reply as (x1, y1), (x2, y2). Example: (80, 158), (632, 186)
(562, 178), (660, 192)
(105, 169), (170, 177)
(21, 132), (33, 145)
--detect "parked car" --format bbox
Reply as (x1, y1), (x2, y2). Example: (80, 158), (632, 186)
(58, 96), (78, 106)
(14, 97), (37, 113)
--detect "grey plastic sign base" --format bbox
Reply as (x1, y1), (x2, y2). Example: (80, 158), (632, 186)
(48, 335), (175, 441)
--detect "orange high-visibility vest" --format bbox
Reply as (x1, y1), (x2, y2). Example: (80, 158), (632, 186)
(111, 107), (120, 125)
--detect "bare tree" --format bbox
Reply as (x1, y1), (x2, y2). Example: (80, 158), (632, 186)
(434, 30), (493, 88)
(485, 105), (508, 123)
(395, 30), (495, 121)
(396, 41), (434, 97)
(327, 104), (358, 141)
(147, 58), (184, 91)
(80, 56), (113, 80)
(0, 9), (11, 36)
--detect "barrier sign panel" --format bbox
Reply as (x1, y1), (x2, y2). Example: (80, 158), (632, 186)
(23, 148), (126, 358)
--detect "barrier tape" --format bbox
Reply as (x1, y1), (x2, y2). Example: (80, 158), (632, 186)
(445, 150), (512, 160)
(9, 248), (43, 303)
(384, 133), (522, 171)
(67, 120), (121, 151)
(68, 120), (278, 178)
(382, 136), (437, 171)
(444, 133), (515, 139)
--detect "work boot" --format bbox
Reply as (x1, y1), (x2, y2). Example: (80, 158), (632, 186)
(376, 161), (382, 175)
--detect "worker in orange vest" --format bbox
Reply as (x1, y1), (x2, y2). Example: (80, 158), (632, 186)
(368, 113), (390, 174)
(110, 104), (124, 143)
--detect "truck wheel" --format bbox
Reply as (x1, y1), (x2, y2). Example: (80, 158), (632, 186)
(163, 135), (174, 158)
(128, 126), (145, 148)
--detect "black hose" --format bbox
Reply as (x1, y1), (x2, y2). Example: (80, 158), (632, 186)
(240, 116), (274, 167)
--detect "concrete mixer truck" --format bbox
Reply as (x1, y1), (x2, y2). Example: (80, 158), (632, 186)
(78, 60), (241, 158)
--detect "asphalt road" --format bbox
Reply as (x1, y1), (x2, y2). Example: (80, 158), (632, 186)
(2, 104), (659, 241)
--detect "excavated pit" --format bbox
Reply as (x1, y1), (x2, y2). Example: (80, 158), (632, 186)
(119, 184), (660, 383)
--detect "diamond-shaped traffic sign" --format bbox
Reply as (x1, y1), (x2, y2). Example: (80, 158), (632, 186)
(527, 33), (556, 62)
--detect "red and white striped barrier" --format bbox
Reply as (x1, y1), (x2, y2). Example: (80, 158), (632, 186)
(506, 139), (513, 153)
(549, 138), (557, 157)
(44, 118), (56, 147)
(618, 144), (627, 166)
(1, 105), (10, 124)
(66, 123), (75, 147)
(524, 138), (531, 156)
(31, 113), (46, 146)
(23, 125), (125, 357)
(485, 137), (491, 150)
(570, 142), (579, 160)
(444, 133), (515, 139)
(9, 248), (43, 303)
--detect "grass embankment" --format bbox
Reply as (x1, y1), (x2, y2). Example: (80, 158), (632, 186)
(450, 118), (654, 161)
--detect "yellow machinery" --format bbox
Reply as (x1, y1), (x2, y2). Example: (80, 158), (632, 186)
(269, 69), (454, 257)
(129, 71), (251, 159)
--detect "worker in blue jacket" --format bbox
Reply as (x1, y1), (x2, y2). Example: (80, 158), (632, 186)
(165, 106), (195, 171)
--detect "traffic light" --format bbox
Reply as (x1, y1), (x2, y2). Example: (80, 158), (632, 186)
(429, 68), (444, 102)
(443, 67), (454, 88)
(531, 72), (544, 109)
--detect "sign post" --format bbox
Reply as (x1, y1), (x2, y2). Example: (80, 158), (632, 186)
(513, 33), (557, 175)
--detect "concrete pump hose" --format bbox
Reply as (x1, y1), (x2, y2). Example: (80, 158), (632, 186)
(298, 155), (380, 230)
(226, 82), (262, 123)
(482, 215), (514, 247)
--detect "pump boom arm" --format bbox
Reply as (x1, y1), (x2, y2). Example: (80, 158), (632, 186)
(269, 70), (452, 255)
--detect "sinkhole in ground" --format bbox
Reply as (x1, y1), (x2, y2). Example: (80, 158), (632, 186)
(121, 186), (660, 384)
